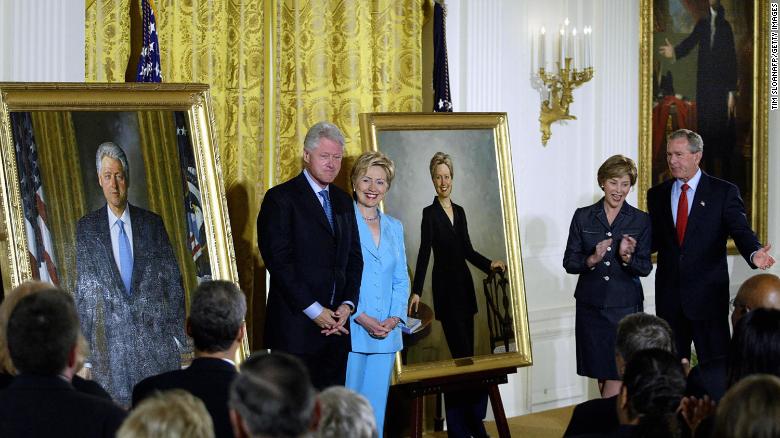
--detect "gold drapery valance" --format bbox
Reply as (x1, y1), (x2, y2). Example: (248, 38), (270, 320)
(84, 0), (423, 348)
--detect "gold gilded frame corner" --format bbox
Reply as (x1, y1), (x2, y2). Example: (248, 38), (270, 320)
(638, 0), (769, 250)
(0, 82), (247, 359)
(359, 112), (532, 384)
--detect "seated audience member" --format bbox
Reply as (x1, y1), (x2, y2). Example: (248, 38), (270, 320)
(133, 280), (246, 438)
(615, 349), (686, 437)
(564, 313), (674, 436)
(686, 273), (780, 403)
(0, 281), (112, 399)
(118, 389), (214, 438)
(726, 307), (780, 387)
(317, 386), (377, 438)
(229, 351), (317, 438)
(712, 374), (780, 438)
(0, 288), (126, 438)
(688, 307), (780, 438)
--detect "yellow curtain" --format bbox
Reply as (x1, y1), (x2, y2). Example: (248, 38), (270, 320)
(136, 110), (199, 310)
(31, 112), (88, 294)
(85, 0), (131, 82)
(272, 0), (425, 186)
(84, 0), (423, 347)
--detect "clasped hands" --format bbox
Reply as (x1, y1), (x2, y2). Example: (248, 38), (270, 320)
(587, 235), (637, 267)
(355, 313), (400, 339)
(314, 303), (352, 336)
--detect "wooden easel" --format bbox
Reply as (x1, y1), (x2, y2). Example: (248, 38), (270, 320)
(395, 367), (517, 438)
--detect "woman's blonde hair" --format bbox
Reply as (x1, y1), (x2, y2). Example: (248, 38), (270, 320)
(0, 280), (54, 374)
(597, 154), (637, 187)
(429, 152), (454, 179)
(117, 389), (215, 438)
(350, 151), (395, 190)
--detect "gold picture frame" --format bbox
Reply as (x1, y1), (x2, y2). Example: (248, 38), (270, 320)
(0, 82), (246, 357)
(638, 0), (768, 250)
(359, 112), (532, 383)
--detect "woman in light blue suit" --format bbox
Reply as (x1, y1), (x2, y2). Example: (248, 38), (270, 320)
(345, 151), (409, 437)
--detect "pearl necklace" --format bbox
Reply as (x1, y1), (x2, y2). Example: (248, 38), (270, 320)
(363, 214), (380, 222)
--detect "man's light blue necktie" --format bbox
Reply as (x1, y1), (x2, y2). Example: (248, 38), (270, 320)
(117, 219), (133, 295)
(318, 190), (334, 231)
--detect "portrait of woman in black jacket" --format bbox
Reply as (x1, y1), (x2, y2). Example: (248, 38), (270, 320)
(408, 151), (505, 438)
(563, 154), (652, 398)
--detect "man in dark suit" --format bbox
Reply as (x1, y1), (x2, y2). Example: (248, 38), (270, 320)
(133, 280), (246, 438)
(564, 312), (675, 436)
(659, 0), (738, 180)
(0, 288), (126, 438)
(257, 121), (363, 389)
(75, 142), (187, 407)
(647, 129), (774, 365)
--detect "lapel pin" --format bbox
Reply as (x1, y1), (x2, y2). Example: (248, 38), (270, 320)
(700, 201), (706, 207)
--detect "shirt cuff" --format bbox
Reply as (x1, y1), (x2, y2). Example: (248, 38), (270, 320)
(750, 250), (758, 265)
(303, 302), (325, 319)
(341, 301), (355, 313)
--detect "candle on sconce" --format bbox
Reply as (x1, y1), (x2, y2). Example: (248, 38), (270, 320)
(539, 26), (546, 71)
(584, 26), (592, 68)
(570, 27), (578, 70)
(559, 27), (566, 68)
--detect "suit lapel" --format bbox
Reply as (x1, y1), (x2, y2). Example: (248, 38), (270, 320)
(432, 198), (456, 235)
(294, 173), (333, 235)
(659, 180), (678, 244)
(129, 204), (144, 295)
(354, 203), (379, 258)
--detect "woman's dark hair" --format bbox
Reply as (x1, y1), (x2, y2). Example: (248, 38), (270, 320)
(726, 308), (780, 388)
(622, 348), (686, 438)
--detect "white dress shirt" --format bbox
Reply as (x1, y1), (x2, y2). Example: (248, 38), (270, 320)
(671, 168), (702, 226)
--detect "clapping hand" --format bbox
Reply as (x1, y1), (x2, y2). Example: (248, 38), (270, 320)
(679, 395), (716, 435)
(753, 244), (775, 270)
(619, 235), (637, 263)
(587, 238), (612, 267)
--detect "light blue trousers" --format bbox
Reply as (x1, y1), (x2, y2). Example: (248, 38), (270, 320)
(345, 351), (395, 438)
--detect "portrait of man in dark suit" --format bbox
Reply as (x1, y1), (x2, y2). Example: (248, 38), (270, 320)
(647, 129), (774, 364)
(257, 121), (363, 389)
(75, 141), (187, 407)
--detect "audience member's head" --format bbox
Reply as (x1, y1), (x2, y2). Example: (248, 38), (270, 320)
(117, 389), (214, 438)
(0, 280), (54, 374)
(731, 273), (780, 327)
(615, 312), (675, 375)
(726, 308), (780, 388)
(6, 287), (80, 377)
(316, 386), (377, 438)
(618, 348), (686, 436)
(713, 374), (780, 438)
(187, 280), (246, 354)
(229, 351), (316, 438)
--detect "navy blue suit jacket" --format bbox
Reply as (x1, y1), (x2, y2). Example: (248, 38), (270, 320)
(132, 357), (237, 438)
(647, 172), (760, 321)
(257, 172), (363, 353)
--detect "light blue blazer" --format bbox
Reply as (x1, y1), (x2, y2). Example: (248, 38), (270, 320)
(350, 203), (410, 353)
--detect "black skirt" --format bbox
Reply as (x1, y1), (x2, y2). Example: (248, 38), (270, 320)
(575, 302), (642, 380)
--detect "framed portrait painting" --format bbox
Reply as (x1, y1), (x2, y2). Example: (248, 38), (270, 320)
(0, 83), (245, 360)
(638, 0), (769, 247)
(359, 112), (532, 383)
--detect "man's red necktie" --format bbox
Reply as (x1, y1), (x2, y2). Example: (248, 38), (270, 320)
(676, 183), (690, 245)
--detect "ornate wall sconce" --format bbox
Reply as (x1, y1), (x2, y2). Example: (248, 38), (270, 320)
(533, 20), (594, 145)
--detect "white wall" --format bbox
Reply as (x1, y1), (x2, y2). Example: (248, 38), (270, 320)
(447, 0), (779, 418)
(0, 0), (85, 82)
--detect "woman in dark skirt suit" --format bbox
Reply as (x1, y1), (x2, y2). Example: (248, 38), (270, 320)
(563, 155), (652, 398)
(408, 151), (505, 438)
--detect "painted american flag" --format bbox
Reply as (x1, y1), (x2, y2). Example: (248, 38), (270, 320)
(175, 112), (212, 280)
(11, 112), (59, 284)
(136, 0), (162, 82)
